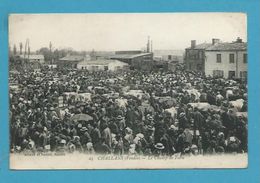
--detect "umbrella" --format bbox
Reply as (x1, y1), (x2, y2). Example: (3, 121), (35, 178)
(70, 114), (93, 122)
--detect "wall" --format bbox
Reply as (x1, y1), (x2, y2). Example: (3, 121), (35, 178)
(184, 49), (205, 71)
(205, 50), (247, 78)
(131, 53), (154, 70)
(77, 63), (105, 71)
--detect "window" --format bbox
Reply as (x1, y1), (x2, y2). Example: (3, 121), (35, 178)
(243, 53), (247, 63)
(240, 71), (247, 78)
(229, 54), (235, 63)
(216, 54), (221, 63)
(199, 51), (203, 59)
(92, 66), (98, 71)
(213, 70), (224, 78)
(228, 71), (236, 79)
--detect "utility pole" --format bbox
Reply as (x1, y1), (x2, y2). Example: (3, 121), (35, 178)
(13, 44), (17, 55)
(27, 39), (30, 60)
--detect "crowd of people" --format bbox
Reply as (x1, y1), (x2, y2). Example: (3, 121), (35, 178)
(9, 67), (248, 156)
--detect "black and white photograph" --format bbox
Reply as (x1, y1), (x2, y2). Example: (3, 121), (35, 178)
(8, 13), (248, 169)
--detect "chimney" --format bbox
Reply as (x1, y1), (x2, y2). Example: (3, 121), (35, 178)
(236, 37), (242, 43)
(151, 40), (153, 52)
(147, 36), (150, 53)
(191, 40), (196, 48)
(212, 38), (220, 45)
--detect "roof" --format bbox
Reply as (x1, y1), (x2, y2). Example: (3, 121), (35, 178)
(205, 42), (247, 51)
(186, 43), (212, 50)
(110, 52), (152, 59)
(78, 59), (128, 66)
(153, 49), (184, 56)
(59, 55), (85, 61)
(19, 54), (44, 60)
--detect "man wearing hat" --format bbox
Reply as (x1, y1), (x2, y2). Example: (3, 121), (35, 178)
(80, 127), (92, 145)
(116, 115), (126, 134)
(178, 112), (190, 129)
(153, 143), (165, 156)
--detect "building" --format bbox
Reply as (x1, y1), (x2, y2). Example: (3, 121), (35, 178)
(153, 50), (184, 63)
(110, 51), (154, 70)
(58, 55), (85, 69)
(184, 40), (212, 71)
(204, 38), (247, 79)
(17, 54), (45, 70)
(77, 59), (129, 72)
(19, 54), (45, 63)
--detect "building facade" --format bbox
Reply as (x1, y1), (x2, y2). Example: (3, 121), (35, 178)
(205, 38), (247, 79)
(110, 52), (154, 70)
(58, 55), (85, 69)
(77, 59), (129, 72)
(17, 54), (45, 70)
(184, 40), (212, 72)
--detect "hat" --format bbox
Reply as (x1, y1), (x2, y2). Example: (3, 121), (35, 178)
(73, 136), (80, 141)
(147, 116), (154, 121)
(77, 124), (82, 128)
(179, 112), (186, 118)
(116, 115), (124, 120)
(86, 142), (93, 149)
(125, 127), (132, 134)
(147, 125), (154, 131)
(170, 125), (178, 131)
(60, 139), (66, 144)
(80, 127), (88, 132)
(154, 143), (165, 150)
(229, 136), (236, 142)
(129, 144), (136, 149)
(218, 132), (224, 137)
(19, 97), (24, 101)
(191, 144), (198, 150)
(133, 137), (141, 144)
(44, 145), (51, 150)
(136, 133), (144, 139)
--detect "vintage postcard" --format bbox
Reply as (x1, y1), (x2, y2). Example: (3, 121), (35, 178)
(9, 13), (247, 169)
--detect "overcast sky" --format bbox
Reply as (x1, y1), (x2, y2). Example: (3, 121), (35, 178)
(9, 13), (247, 52)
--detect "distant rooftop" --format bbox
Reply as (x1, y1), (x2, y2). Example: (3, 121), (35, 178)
(153, 49), (184, 56)
(19, 54), (44, 60)
(186, 43), (212, 50)
(110, 52), (152, 59)
(206, 42), (247, 51)
(186, 38), (247, 51)
(78, 59), (128, 66)
(59, 55), (85, 61)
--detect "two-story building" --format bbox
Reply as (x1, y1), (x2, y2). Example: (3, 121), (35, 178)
(204, 38), (247, 79)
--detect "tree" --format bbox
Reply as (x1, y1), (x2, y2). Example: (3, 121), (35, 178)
(19, 42), (23, 55)
(13, 44), (17, 55)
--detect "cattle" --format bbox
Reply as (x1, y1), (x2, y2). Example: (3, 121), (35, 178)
(229, 99), (244, 112)
(165, 107), (177, 119)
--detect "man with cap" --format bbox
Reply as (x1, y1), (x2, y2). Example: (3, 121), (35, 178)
(80, 127), (92, 145)
(178, 112), (189, 130)
(116, 115), (126, 135)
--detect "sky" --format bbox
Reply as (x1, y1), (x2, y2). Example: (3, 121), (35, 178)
(9, 13), (247, 52)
